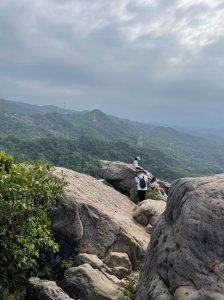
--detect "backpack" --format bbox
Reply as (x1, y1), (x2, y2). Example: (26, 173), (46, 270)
(138, 176), (146, 189)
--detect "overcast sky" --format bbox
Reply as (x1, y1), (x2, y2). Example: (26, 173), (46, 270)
(0, 0), (223, 128)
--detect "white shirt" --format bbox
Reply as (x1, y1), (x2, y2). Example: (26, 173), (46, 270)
(133, 159), (138, 168)
(150, 181), (159, 189)
(135, 174), (148, 191)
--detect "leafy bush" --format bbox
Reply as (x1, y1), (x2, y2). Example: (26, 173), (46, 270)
(130, 187), (160, 203)
(0, 150), (13, 173)
(0, 288), (25, 300)
(0, 152), (65, 293)
(37, 257), (75, 281)
(123, 274), (139, 299)
(146, 188), (160, 200)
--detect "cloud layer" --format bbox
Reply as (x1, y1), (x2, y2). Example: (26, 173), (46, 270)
(0, 0), (223, 127)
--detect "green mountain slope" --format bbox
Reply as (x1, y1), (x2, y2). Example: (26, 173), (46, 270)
(0, 98), (224, 181)
(0, 135), (203, 181)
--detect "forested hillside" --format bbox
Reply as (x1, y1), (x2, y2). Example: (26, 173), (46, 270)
(0, 135), (193, 181)
(0, 99), (224, 181)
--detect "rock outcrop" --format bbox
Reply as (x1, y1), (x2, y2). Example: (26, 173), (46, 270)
(135, 174), (224, 300)
(51, 167), (150, 270)
(75, 252), (131, 279)
(98, 160), (169, 195)
(26, 277), (73, 300)
(25, 166), (171, 300)
(62, 263), (125, 300)
(132, 199), (166, 227)
(103, 252), (132, 274)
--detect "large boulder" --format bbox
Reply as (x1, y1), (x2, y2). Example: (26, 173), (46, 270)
(62, 263), (125, 300)
(135, 174), (224, 299)
(132, 199), (166, 226)
(51, 168), (149, 270)
(98, 160), (169, 194)
(25, 277), (73, 300)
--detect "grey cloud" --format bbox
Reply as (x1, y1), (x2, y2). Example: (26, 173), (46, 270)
(202, 38), (224, 59)
(157, 0), (179, 9)
(0, 0), (223, 128)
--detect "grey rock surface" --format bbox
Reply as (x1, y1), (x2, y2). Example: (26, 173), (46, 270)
(103, 252), (132, 273)
(98, 160), (169, 194)
(52, 168), (149, 270)
(49, 194), (83, 256)
(135, 174), (224, 300)
(25, 277), (73, 300)
(110, 266), (130, 280)
(62, 263), (125, 300)
(98, 160), (149, 193)
(76, 253), (106, 270)
(132, 199), (166, 226)
(76, 252), (130, 280)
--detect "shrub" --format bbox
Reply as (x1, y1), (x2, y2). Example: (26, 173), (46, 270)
(37, 257), (75, 281)
(0, 288), (25, 300)
(123, 274), (139, 299)
(0, 152), (66, 293)
(130, 187), (160, 203)
(0, 150), (13, 173)
(146, 188), (160, 200)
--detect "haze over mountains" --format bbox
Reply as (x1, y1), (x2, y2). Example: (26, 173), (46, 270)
(0, 98), (224, 181)
(0, 98), (82, 115)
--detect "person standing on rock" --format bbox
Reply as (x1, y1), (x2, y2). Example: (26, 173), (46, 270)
(135, 170), (148, 203)
(133, 156), (143, 171)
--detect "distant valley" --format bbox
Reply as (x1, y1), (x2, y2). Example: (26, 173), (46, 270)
(0, 98), (224, 181)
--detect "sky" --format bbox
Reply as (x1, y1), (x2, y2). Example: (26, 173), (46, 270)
(0, 0), (224, 128)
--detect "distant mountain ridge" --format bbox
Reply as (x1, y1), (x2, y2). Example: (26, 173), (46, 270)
(0, 98), (83, 115)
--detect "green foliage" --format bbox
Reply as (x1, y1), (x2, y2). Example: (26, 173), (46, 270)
(0, 288), (25, 300)
(60, 257), (74, 270)
(1, 106), (224, 182)
(0, 153), (65, 292)
(146, 188), (160, 200)
(36, 266), (54, 281)
(37, 257), (75, 281)
(0, 135), (191, 181)
(0, 151), (13, 173)
(130, 187), (160, 203)
(123, 274), (139, 299)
